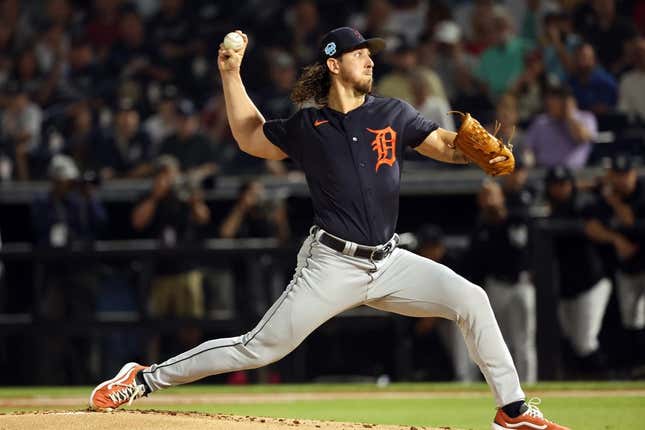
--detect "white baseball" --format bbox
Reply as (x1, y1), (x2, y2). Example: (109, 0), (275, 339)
(223, 32), (244, 50)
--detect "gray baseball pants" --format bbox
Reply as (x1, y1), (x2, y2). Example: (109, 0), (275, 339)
(141, 229), (525, 407)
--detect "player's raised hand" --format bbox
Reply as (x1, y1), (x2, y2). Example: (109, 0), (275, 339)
(218, 30), (248, 73)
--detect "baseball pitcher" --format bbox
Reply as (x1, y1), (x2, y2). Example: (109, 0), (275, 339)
(90, 28), (568, 430)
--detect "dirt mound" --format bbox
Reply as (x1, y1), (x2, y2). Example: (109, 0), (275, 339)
(0, 410), (455, 430)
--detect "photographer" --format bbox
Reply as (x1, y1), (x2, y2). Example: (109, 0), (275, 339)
(131, 155), (211, 361)
(219, 180), (290, 244)
(30, 154), (107, 383)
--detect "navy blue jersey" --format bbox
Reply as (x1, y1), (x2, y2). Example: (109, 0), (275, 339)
(263, 95), (438, 246)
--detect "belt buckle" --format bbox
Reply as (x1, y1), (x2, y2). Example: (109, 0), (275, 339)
(369, 247), (379, 263)
(371, 242), (392, 262)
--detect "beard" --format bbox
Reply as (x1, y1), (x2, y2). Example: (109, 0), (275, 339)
(354, 76), (373, 95)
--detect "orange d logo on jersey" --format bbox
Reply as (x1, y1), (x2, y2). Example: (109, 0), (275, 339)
(367, 126), (397, 172)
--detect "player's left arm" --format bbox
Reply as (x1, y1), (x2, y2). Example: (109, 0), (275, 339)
(414, 128), (508, 165)
(414, 128), (468, 164)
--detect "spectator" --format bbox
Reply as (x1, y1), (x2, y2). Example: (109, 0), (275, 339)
(84, 0), (122, 59)
(430, 20), (478, 104)
(131, 155), (210, 361)
(284, 0), (326, 66)
(147, 0), (194, 80)
(475, 7), (534, 101)
(385, 0), (427, 46)
(9, 48), (52, 105)
(376, 37), (446, 105)
(63, 102), (99, 173)
(490, 93), (524, 153)
(502, 0), (561, 41)
(143, 85), (178, 152)
(540, 11), (580, 83)
(467, 180), (536, 383)
(544, 166), (612, 375)
(43, 0), (74, 29)
(55, 38), (105, 104)
(106, 8), (171, 102)
(618, 38), (645, 122)
(0, 21), (15, 88)
(2, 0), (36, 52)
(524, 84), (597, 169)
(95, 98), (153, 179)
(574, 0), (638, 76)
(636, 0), (645, 36)
(411, 224), (480, 383)
(219, 180), (290, 244)
(568, 43), (618, 116)
(218, 179), (291, 383)
(454, 0), (499, 56)
(508, 50), (547, 123)
(31, 154), (107, 383)
(409, 69), (455, 132)
(0, 83), (43, 180)
(348, 0), (394, 41)
(257, 51), (297, 121)
(158, 98), (218, 178)
(585, 155), (645, 369)
(35, 20), (69, 78)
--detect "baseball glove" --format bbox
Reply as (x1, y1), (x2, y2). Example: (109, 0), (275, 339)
(449, 111), (515, 176)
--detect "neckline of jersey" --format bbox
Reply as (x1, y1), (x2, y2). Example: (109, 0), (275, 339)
(323, 95), (374, 117)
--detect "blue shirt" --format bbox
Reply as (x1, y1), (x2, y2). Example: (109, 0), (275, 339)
(569, 68), (618, 111)
(263, 95), (438, 246)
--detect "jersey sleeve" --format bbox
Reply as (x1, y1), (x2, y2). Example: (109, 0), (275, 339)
(263, 119), (289, 152)
(263, 113), (303, 164)
(400, 101), (439, 148)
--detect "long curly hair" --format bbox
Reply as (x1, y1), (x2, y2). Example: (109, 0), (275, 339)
(290, 62), (330, 106)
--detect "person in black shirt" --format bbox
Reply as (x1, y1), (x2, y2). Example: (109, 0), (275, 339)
(158, 99), (219, 179)
(467, 180), (536, 384)
(501, 157), (536, 218)
(219, 179), (291, 318)
(95, 99), (153, 179)
(131, 155), (211, 361)
(91, 28), (569, 430)
(544, 166), (611, 373)
(585, 155), (645, 367)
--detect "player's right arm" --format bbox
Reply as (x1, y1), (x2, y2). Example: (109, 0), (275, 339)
(218, 31), (287, 160)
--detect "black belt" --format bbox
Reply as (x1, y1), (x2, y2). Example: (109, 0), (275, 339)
(317, 231), (396, 261)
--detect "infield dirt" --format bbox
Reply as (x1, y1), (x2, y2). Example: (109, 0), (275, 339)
(0, 410), (456, 430)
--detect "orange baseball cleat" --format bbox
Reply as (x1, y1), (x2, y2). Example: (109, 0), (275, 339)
(89, 362), (149, 411)
(492, 398), (570, 430)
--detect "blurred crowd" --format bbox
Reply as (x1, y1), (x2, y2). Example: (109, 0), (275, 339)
(0, 0), (644, 183)
(1, 0), (645, 384)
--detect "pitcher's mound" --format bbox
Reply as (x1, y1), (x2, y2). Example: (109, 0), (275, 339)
(0, 410), (455, 430)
